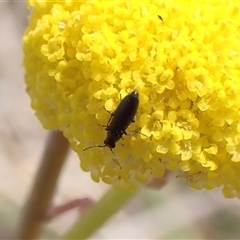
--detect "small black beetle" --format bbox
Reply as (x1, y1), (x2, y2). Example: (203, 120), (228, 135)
(83, 91), (139, 166)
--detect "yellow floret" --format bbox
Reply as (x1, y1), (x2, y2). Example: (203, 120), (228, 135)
(23, 0), (240, 198)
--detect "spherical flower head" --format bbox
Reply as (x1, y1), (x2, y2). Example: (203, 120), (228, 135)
(23, 0), (240, 198)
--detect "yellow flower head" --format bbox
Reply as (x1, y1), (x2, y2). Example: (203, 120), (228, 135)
(23, 0), (240, 197)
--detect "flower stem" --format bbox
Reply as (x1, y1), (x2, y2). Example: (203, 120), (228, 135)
(63, 186), (139, 239)
(17, 130), (70, 239)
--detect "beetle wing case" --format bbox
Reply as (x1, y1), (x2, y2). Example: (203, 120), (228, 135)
(107, 91), (139, 134)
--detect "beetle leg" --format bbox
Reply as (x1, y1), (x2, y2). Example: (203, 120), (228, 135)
(122, 130), (127, 136)
(127, 129), (148, 138)
(126, 129), (138, 136)
(110, 148), (121, 168)
(105, 109), (112, 115)
(98, 123), (109, 131)
(105, 111), (115, 127)
(83, 144), (106, 151)
(132, 115), (136, 122)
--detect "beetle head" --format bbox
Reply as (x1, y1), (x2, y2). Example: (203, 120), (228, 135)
(104, 131), (122, 148)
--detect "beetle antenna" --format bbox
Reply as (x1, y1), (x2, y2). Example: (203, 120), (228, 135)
(132, 82), (143, 91)
(109, 148), (121, 168)
(83, 145), (121, 168)
(83, 145), (106, 151)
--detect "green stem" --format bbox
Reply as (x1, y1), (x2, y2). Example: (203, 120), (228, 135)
(63, 186), (140, 239)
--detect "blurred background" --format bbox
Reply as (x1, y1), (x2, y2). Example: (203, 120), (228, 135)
(1, 1), (240, 239)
